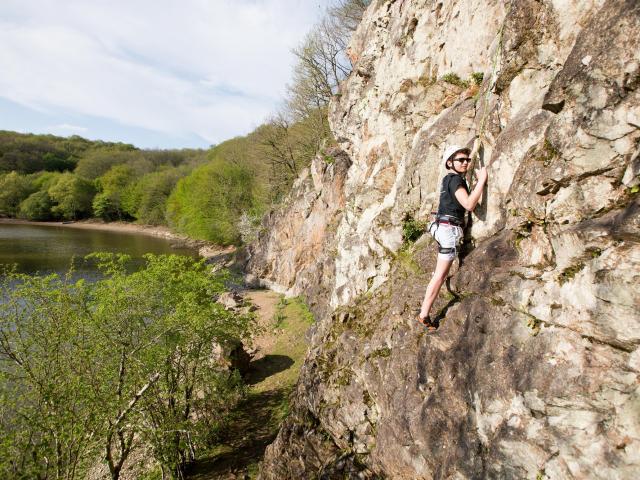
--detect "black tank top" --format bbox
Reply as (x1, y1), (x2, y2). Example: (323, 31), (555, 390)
(436, 173), (469, 221)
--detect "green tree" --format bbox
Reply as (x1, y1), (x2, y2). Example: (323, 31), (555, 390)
(48, 173), (96, 220)
(74, 148), (138, 180)
(122, 168), (184, 225)
(92, 165), (137, 220)
(0, 254), (253, 480)
(0, 171), (35, 216)
(18, 190), (55, 220)
(253, 111), (332, 201)
(0, 130), (102, 174)
(250, 0), (365, 202)
(166, 159), (258, 244)
(0, 273), (98, 479)
(32, 170), (63, 190)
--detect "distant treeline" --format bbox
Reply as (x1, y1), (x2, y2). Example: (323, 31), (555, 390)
(0, 124), (318, 245)
(0, 1), (370, 246)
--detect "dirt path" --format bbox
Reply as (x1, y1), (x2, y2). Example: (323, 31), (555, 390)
(186, 290), (313, 480)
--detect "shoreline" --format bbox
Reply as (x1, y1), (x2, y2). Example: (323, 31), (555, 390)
(0, 218), (235, 259)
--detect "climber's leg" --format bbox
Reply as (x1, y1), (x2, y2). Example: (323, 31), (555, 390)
(418, 256), (454, 321)
(418, 224), (460, 323)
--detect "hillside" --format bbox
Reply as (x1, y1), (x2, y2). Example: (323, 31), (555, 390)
(247, 0), (640, 478)
(0, 130), (136, 174)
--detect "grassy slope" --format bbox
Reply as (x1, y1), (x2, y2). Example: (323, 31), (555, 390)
(186, 291), (314, 479)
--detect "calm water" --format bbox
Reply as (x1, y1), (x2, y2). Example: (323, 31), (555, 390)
(0, 222), (199, 277)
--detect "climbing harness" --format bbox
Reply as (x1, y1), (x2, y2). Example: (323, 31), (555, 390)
(428, 213), (463, 255)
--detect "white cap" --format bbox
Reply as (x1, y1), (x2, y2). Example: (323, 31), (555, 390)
(442, 144), (470, 164)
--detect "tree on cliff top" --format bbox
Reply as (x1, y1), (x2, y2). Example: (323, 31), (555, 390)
(287, 0), (369, 118)
(249, 0), (368, 204)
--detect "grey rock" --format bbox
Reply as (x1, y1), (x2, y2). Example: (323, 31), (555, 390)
(217, 291), (244, 311)
(252, 1), (640, 478)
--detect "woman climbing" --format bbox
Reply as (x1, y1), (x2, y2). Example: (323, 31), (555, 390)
(417, 144), (488, 332)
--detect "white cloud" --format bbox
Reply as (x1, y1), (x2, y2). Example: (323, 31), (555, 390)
(0, 0), (331, 146)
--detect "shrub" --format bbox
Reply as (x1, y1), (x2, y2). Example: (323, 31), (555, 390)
(402, 215), (427, 244)
(166, 158), (259, 244)
(471, 72), (484, 86)
(0, 254), (254, 480)
(441, 72), (470, 88)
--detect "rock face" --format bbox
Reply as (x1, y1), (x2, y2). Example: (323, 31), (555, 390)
(247, 147), (351, 318)
(249, 0), (640, 478)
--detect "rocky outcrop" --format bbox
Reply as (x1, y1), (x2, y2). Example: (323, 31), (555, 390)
(246, 147), (351, 318)
(251, 0), (640, 478)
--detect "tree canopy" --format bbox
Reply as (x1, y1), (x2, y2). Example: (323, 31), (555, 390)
(167, 158), (258, 245)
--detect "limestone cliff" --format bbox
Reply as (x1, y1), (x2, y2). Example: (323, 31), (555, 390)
(248, 0), (640, 478)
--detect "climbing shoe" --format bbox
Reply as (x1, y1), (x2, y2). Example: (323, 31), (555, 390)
(416, 315), (438, 333)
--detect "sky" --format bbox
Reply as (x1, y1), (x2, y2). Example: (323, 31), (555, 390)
(0, 0), (332, 149)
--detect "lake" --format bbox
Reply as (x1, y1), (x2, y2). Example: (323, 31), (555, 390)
(0, 222), (199, 277)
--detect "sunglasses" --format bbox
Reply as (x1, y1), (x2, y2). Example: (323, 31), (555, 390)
(453, 157), (471, 163)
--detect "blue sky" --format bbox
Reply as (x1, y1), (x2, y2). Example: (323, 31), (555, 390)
(0, 0), (332, 149)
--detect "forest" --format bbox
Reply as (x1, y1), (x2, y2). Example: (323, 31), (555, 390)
(0, 0), (369, 246)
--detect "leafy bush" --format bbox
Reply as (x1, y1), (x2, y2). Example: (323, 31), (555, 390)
(166, 158), (259, 244)
(0, 254), (254, 480)
(441, 72), (470, 88)
(402, 215), (427, 244)
(471, 72), (484, 86)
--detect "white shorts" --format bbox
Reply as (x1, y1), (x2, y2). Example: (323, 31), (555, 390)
(428, 222), (463, 261)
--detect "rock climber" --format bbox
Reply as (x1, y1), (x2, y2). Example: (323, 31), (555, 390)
(417, 144), (488, 332)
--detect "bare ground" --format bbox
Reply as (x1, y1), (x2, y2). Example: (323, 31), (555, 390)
(185, 290), (313, 480)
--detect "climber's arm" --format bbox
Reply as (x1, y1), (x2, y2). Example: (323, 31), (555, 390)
(454, 167), (488, 212)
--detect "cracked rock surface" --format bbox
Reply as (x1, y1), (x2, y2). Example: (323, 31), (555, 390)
(249, 1), (640, 478)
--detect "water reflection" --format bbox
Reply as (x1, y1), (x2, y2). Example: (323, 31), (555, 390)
(0, 223), (199, 277)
